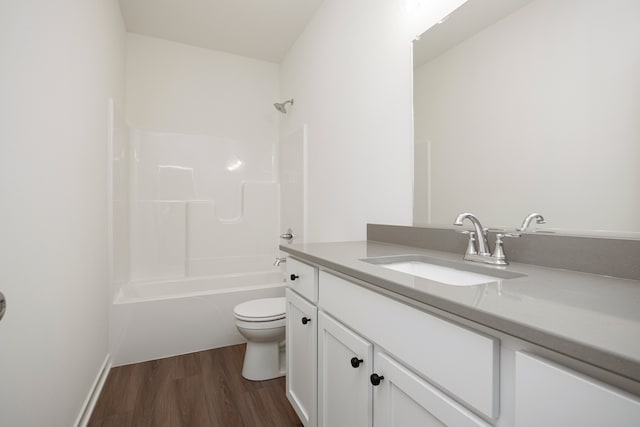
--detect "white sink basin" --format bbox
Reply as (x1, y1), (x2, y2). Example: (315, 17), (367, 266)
(379, 261), (500, 286)
(362, 255), (525, 286)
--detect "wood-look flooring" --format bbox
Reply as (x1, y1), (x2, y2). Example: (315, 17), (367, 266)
(88, 344), (302, 427)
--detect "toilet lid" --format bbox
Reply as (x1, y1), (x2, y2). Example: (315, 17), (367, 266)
(234, 297), (286, 322)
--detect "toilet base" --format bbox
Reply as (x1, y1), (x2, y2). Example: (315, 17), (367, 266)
(242, 340), (285, 381)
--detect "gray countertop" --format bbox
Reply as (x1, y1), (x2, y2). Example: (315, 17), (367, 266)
(280, 240), (640, 383)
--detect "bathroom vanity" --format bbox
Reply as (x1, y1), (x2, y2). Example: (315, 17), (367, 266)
(281, 233), (640, 426)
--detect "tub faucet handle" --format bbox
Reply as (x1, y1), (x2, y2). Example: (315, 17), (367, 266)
(280, 228), (296, 242)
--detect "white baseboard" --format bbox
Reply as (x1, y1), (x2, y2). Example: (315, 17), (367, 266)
(74, 353), (112, 427)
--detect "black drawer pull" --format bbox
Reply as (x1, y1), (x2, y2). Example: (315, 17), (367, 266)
(370, 373), (384, 386)
(350, 357), (363, 368)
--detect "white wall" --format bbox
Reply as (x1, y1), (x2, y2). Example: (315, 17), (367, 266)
(126, 33), (280, 137)
(414, 0), (640, 232)
(0, 0), (125, 426)
(279, 0), (466, 242)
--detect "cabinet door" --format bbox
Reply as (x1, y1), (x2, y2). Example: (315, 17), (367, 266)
(515, 352), (640, 427)
(318, 312), (373, 427)
(286, 288), (317, 427)
(372, 351), (490, 427)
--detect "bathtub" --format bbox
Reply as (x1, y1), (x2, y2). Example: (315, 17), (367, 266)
(109, 270), (286, 366)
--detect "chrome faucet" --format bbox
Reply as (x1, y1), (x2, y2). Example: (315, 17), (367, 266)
(517, 213), (546, 232)
(453, 213), (491, 256)
(274, 257), (287, 266)
(453, 212), (520, 266)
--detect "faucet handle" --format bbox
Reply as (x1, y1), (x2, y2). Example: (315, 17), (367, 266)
(492, 232), (521, 265)
(497, 232), (521, 239)
(458, 228), (488, 237)
(460, 231), (478, 256)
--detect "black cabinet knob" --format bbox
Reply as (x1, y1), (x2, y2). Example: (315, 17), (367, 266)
(301, 317), (311, 325)
(290, 274), (299, 281)
(350, 357), (363, 368)
(370, 373), (384, 386)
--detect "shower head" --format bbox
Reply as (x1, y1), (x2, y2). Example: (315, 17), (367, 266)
(274, 99), (294, 114)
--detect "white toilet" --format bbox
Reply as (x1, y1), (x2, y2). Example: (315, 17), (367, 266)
(234, 297), (286, 381)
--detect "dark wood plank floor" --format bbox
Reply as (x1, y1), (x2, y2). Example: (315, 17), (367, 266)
(88, 344), (303, 427)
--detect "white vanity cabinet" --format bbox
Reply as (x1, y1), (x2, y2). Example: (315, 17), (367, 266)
(514, 352), (640, 427)
(318, 311), (373, 427)
(284, 253), (640, 427)
(285, 256), (319, 427)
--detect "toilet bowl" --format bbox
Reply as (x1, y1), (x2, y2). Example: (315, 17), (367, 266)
(234, 297), (286, 381)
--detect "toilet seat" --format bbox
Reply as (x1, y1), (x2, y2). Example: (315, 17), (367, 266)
(234, 297), (285, 322)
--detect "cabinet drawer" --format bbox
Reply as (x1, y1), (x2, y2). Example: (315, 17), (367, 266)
(319, 271), (499, 419)
(286, 257), (318, 302)
(515, 352), (640, 427)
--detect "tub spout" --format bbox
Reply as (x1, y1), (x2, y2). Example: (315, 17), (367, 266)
(274, 257), (287, 267)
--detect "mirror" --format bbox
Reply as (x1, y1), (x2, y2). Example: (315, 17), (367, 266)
(412, 0), (640, 235)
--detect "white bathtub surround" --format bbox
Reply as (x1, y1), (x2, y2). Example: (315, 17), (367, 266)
(124, 35), (281, 284)
(111, 271), (285, 366)
(108, 34), (284, 365)
(128, 130), (280, 282)
(112, 109), (130, 295)
(128, 192), (281, 282)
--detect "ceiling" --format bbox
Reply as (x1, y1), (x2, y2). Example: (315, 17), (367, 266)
(413, 0), (532, 68)
(118, 0), (324, 63)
